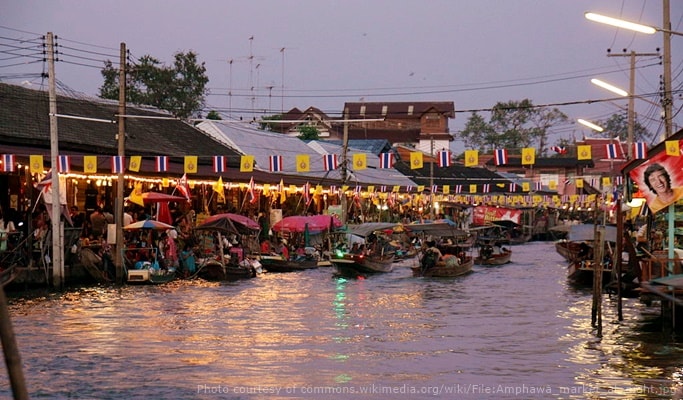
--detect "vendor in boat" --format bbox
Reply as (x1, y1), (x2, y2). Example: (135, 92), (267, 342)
(577, 242), (592, 262)
(276, 238), (289, 260)
(426, 241), (443, 260)
(260, 238), (272, 254)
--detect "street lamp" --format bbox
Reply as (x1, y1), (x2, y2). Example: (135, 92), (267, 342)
(590, 78), (627, 97)
(585, 6), (681, 138)
(578, 118), (604, 132)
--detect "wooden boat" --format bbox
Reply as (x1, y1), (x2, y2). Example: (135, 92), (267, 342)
(331, 253), (395, 277)
(259, 254), (319, 273)
(411, 252), (473, 277)
(555, 240), (582, 261)
(561, 224), (617, 286)
(475, 248), (512, 266)
(568, 260), (613, 286)
(127, 267), (176, 284)
(196, 258), (258, 281)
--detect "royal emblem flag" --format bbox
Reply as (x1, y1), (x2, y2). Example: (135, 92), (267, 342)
(57, 155), (71, 173)
(605, 143), (618, 159)
(410, 152), (423, 170)
(352, 153), (367, 170)
(184, 156), (198, 174)
(469, 184), (477, 193)
(269, 155), (283, 172)
(576, 178), (584, 188)
(666, 140), (680, 156)
(213, 155), (226, 173)
(128, 155), (141, 172)
(1, 154), (15, 172)
(494, 149), (508, 166)
(437, 150), (451, 167)
(156, 156), (168, 172)
(111, 156), (124, 173)
(443, 185), (450, 194)
(83, 156), (97, 173)
(464, 150), (478, 167)
(577, 145), (592, 161)
(521, 148), (535, 165)
(323, 154), (338, 171)
(295, 154), (310, 172)
(29, 155), (44, 174)
(241, 155), (255, 172)
(379, 153), (393, 169)
(634, 142), (647, 159)
(522, 182), (530, 192)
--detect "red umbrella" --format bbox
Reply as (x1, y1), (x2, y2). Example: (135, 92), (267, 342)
(272, 215), (342, 234)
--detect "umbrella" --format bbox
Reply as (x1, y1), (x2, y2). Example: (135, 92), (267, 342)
(123, 220), (175, 230)
(272, 215), (342, 234)
(195, 213), (259, 234)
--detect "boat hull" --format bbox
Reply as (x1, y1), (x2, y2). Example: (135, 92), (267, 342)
(259, 255), (319, 273)
(197, 260), (256, 281)
(412, 257), (473, 277)
(331, 254), (394, 277)
(475, 250), (512, 266)
(127, 268), (176, 284)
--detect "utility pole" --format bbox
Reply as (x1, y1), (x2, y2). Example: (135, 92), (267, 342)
(662, 0), (673, 138)
(340, 107), (349, 225)
(114, 42), (126, 284)
(607, 50), (659, 160)
(47, 32), (64, 289)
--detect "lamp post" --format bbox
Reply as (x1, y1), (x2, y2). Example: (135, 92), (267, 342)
(577, 118), (604, 132)
(585, 4), (681, 138)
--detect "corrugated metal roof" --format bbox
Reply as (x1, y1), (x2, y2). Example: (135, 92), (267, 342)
(196, 121), (416, 188)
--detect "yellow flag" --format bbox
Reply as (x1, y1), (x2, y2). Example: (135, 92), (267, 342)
(521, 147), (535, 165)
(352, 153), (367, 170)
(29, 155), (43, 174)
(417, 185), (425, 192)
(666, 140), (680, 156)
(392, 185), (400, 193)
(289, 184), (298, 193)
(184, 156), (198, 173)
(213, 177), (225, 203)
(162, 178), (169, 188)
(129, 155), (141, 172)
(549, 180), (557, 190)
(469, 184), (477, 193)
(443, 185), (450, 194)
(367, 185), (374, 193)
(83, 155), (97, 173)
(602, 176), (611, 187)
(296, 154), (310, 172)
(576, 178), (583, 188)
(129, 182), (144, 207)
(315, 185), (323, 194)
(577, 145), (592, 160)
(240, 155), (254, 172)
(464, 150), (479, 167)
(279, 179), (287, 203)
(522, 182), (530, 192)
(410, 152), (423, 169)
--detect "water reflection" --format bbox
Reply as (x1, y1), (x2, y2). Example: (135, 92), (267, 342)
(2, 243), (683, 398)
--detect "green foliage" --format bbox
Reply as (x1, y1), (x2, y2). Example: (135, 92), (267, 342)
(596, 113), (650, 143)
(206, 110), (222, 120)
(457, 99), (567, 155)
(99, 51), (209, 119)
(297, 125), (320, 140)
(259, 114), (283, 131)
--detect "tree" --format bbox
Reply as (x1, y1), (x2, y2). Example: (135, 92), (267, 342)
(458, 99), (567, 155)
(99, 51), (209, 119)
(597, 113), (650, 143)
(206, 110), (222, 120)
(297, 125), (320, 140)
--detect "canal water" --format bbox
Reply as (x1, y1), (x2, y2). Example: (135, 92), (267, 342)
(1, 241), (682, 399)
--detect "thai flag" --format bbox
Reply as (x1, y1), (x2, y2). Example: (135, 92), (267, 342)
(437, 150), (451, 167)
(406, 186), (413, 193)
(483, 184), (490, 193)
(1, 154), (15, 172)
(494, 149), (508, 166)
(614, 176), (623, 186)
(605, 143), (618, 159)
(379, 153), (393, 169)
(156, 156), (168, 172)
(634, 142), (647, 159)
(111, 156), (124, 173)
(303, 182), (311, 206)
(455, 185), (462, 194)
(34, 169), (52, 193)
(431, 185), (438, 193)
(380, 185), (387, 192)
(509, 182), (517, 192)
(551, 146), (567, 155)
(213, 155), (226, 173)
(269, 155), (283, 172)
(323, 154), (338, 171)
(57, 155), (70, 173)
(354, 185), (361, 193)
(535, 182), (542, 191)
(329, 185), (336, 194)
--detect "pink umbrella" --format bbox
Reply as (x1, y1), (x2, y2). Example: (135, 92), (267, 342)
(272, 215), (342, 234)
(196, 213), (259, 234)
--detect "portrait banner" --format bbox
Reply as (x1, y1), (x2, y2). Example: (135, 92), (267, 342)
(629, 149), (683, 213)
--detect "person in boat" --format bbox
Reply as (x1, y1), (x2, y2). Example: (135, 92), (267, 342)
(577, 242), (592, 262)
(349, 242), (360, 254)
(492, 241), (503, 255)
(426, 240), (443, 260)
(276, 238), (289, 260)
(260, 238), (272, 254)
(180, 243), (196, 276)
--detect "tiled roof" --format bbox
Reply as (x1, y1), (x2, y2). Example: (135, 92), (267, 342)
(0, 83), (241, 164)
